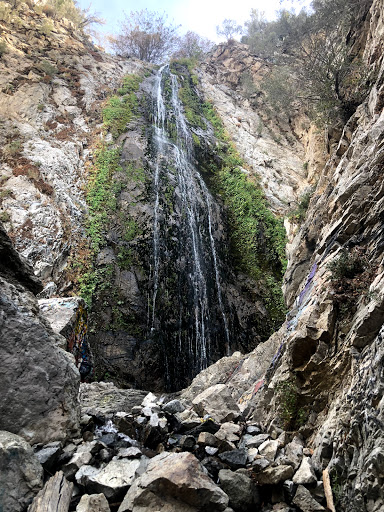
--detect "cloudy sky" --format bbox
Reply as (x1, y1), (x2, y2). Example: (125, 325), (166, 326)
(77, 0), (312, 44)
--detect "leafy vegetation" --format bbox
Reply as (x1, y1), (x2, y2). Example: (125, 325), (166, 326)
(289, 187), (314, 224)
(73, 74), (145, 307)
(216, 18), (243, 41)
(327, 248), (367, 281)
(243, 0), (373, 125)
(275, 379), (307, 430)
(37, 0), (104, 31)
(327, 247), (376, 324)
(102, 75), (141, 138)
(0, 40), (7, 58)
(110, 9), (180, 63)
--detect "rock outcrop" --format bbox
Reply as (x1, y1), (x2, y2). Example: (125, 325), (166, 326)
(0, 224), (80, 444)
(0, 431), (43, 512)
(0, 1), (146, 289)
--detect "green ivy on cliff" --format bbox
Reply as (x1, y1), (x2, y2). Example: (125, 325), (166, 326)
(73, 74), (145, 307)
(172, 60), (287, 330)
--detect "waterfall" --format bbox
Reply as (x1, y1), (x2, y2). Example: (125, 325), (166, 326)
(149, 65), (231, 387)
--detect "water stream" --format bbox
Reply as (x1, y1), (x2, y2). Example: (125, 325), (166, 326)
(149, 65), (231, 387)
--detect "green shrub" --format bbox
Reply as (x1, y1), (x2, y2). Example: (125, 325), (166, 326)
(0, 40), (7, 58)
(4, 140), (22, 155)
(289, 188), (314, 224)
(327, 249), (366, 280)
(0, 211), (10, 223)
(39, 60), (57, 76)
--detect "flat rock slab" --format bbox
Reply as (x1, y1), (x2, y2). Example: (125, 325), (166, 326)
(80, 382), (148, 416)
(118, 451), (229, 512)
(254, 465), (294, 485)
(77, 459), (140, 499)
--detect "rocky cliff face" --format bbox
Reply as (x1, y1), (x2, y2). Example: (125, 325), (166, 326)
(184, 1), (384, 510)
(0, 1), (144, 292)
(1, 0), (384, 510)
(0, 223), (80, 444)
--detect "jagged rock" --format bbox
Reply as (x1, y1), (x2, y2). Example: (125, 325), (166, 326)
(163, 399), (186, 414)
(118, 452), (229, 512)
(293, 457), (317, 485)
(0, 431), (43, 512)
(77, 458), (141, 499)
(243, 433), (269, 448)
(251, 456), (270, 471)
(28, 471), (73, 512)
(34, 442), (62, 473)
(38, 297), (85, 338)
(192, 384), (241, 423)
(246, 425), (262, 435)
(76, 494), (111, 512)
(198, 432), (219, 447)
(141, 392), (158, 407)
(218, 469), (260, 511)
(116, 447), (142, 459)
(258, 439), (280, 461)
(254, 465), (294, 485)
(219, 449), (248, 469)
(216, 422), (242, 443)
(285, 437), (304, 470)
(292, 485), (326, 511)
(0, 228), (80, 444)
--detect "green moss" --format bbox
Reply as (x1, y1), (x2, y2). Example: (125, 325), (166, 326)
(200, 101), (287, 327)
(86, 147), (122, 252)
(103, 74), (142, 138)
(76, 73), (147, 308)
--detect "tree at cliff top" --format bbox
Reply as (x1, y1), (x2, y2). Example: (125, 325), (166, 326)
(110, 9), (180, 63)
(37, 0), (104, 31)
(172, 31), (214, 61)
(244, 0), (374, 125)
(216, 19), (243, 42)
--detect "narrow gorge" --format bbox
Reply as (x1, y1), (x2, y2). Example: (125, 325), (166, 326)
(0, 0), (383, 511)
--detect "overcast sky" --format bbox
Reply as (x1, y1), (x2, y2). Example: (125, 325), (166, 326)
(77, 0), (312, 44)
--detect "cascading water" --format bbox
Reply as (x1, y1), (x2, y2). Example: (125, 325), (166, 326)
(149, 65), (231, 389)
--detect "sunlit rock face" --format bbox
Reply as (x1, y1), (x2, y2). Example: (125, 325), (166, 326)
(0, 3), (146, 289)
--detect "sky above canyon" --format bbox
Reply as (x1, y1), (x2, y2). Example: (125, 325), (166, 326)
(78, 0), (312, 44)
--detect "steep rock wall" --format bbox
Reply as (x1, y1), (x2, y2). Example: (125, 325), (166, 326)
(0, 224), (80, 444)
(0, 2), (145, 291)
(199, 42), (326, 214)
(185, 1), (384, 510)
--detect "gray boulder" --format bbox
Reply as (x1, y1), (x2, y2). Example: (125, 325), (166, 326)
(118, 451), (229, 512)
(76, 493), (111, 512)
(292, 485), (326, 511)
(163, 399), (186, 414)
(77, 458), (140, 499)
(0, 273), (80, 444)
(219, 469), (260, 510)
(192, 384), (241, 423)
(293, 457), (317, 485)
(0, 431), (43, 512)
(79, 382), (147, 417)
(255, 465), (294, 485)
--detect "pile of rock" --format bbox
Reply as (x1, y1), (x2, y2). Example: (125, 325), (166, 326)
(18, 386), (334, 512)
